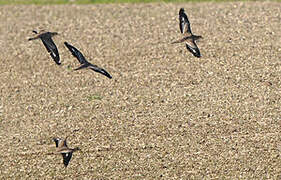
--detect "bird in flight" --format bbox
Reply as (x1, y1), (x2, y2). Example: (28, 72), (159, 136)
(64, 42), (112, 79)
(172, 8), (202, 58)
(28, 30), (61, 65)
(53, 137), (80, 167)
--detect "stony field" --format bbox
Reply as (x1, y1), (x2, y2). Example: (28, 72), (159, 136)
(0, 1), (280, 179)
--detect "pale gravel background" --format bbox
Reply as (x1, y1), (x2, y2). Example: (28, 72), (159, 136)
(0, 1), (280, 179)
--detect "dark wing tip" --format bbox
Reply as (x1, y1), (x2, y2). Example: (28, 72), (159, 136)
(101, 69), (112, 79)
(52, 55), (61, 65)
(64, 42), (72, 49)
(179, 8), (185, 14)
(64, 41), (73, 51)
(62, 153), (72, 167)
(90, 66), (112, 79)
(32, 30), (38, 34)
(104, 70), (112, 79)
(64, 41), (72, 51)
(53, 138), (59, 147)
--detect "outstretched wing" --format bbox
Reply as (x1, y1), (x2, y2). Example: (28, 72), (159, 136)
(74, 63), (112, 79)
(41, 37), (61, 65)
(179, 8), (192, 35)
(62, 152), (73, 167)
(64, 42), (88, 64)
(185, 39), (201, 58)
(89, 64), (112, 79)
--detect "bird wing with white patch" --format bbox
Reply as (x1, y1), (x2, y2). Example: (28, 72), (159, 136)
(41, 37), (61, 65)
(64, 42), (88, 64)
(185, 40), (201, 58)
(179, 8), (192, 36)
(62, 152), (73, 167)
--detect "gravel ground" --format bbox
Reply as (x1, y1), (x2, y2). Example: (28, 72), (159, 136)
(0, 1), (280, 179)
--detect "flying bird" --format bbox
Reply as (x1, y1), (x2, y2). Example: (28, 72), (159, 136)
(64, 42), (112, 79)
(172, 8), (202, 58)
(53, 137), (80, 167)
(28, 30), (61, 65)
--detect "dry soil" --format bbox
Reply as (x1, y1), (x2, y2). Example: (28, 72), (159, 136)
(0, 1), (280, 179)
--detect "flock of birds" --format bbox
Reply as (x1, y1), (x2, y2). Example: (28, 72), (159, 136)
(28, 8), (202, 167)
(28, 31), (113, 79)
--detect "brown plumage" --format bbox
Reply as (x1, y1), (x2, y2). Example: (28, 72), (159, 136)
(172, 8), (202, 58)
(53, 137), (80, 167)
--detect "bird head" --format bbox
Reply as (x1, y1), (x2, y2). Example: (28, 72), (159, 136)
(50, 32), (59, 37)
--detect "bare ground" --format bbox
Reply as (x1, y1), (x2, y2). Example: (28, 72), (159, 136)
(0, 1), (280, 179)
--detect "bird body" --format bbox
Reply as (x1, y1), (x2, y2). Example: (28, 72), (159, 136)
(28, 30), (61, 65)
